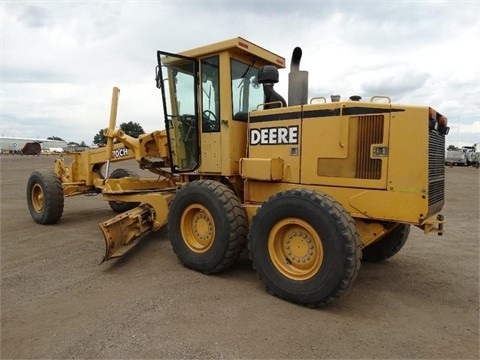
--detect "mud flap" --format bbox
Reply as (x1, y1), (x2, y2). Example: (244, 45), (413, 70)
(99, 204), (153, 262)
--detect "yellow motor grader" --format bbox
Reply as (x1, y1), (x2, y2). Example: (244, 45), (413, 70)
(27, 37), (449, 307)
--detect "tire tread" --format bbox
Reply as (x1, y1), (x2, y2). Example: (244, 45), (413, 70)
(249, 189), (362, 307)
(27, 169), (64, 224)
(169, 180), (247, 274)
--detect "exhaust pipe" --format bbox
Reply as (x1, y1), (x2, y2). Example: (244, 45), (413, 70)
(288, 47), (309, 106)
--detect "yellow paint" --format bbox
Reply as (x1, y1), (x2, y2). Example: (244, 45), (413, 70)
(47, 37), (447, 262)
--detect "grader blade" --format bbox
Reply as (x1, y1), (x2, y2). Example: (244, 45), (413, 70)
(99, 204), (153, 262)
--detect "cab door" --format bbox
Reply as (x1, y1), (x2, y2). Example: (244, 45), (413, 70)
(156, 51), (199, 172)
(199, 55), (222, 172)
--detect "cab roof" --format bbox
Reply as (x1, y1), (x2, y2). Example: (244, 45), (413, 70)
(178, 37), (286, 69)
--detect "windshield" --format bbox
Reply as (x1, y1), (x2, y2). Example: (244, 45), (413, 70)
(201, 56), (220, 132)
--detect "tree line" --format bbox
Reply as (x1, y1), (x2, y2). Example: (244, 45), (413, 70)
(48, 121), (145, 148)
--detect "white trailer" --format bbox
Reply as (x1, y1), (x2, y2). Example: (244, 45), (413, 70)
(445, 144), (480, 167)
(445, 149), (468, 166)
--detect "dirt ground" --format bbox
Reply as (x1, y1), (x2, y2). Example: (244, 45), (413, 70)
(1, 155), (478, 359)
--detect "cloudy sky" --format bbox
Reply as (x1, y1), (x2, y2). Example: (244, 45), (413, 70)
(1, 0), (479, 147)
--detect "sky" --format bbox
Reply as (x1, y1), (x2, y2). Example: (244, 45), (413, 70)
(1, 0), (479, 147)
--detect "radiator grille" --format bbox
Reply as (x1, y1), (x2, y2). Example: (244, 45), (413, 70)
(356, 115), (384, 179)
(428, 130), (445, 206)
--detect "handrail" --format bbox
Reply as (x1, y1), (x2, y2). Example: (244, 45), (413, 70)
(310, 96), (327, 104)
(256, 101), (285, 110)
(370, 95), (391, 103)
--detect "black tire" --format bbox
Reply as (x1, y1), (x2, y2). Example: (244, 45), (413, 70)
(168, 180), (247, 274)
(249, 189), (362, 307)
(108, 168), (141, 213)
(362, 224), (410, 262)
(27, 169), (64, 224)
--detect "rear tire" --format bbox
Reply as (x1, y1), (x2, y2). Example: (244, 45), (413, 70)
(249, 189), (362, 307)
(27, 170), (64, 224)
(362, 224), (410, 262)
(108, 168), (141, 213)
(168, 180), (247, 274)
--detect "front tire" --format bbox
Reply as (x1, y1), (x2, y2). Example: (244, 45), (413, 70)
(168, 180), (247, 274)
(249, 189), (362, 307)
(27, 170), (64, 224)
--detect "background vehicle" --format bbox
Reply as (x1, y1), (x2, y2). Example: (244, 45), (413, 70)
(21, 142), (42, 155)
(463, 144), (480, 167)
(27, 37), (449, 307)
(446, 144), (479, 167)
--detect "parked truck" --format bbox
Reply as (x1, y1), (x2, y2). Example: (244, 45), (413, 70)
(446, 144), (479, 167)
(463, 144), (480, 167)
(26, 37), (449, 307)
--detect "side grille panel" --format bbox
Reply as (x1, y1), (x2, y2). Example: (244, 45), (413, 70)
(356, 115), (384, 179)
(428, 130), (445, 206)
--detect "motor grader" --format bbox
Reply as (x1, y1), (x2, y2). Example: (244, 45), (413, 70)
(27, 37), (449, 307)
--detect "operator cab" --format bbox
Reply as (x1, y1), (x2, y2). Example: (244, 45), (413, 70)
(155, 37), (285, 174)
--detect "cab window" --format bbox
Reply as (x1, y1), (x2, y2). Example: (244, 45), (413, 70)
(201, 56), (220, 132)
(231, 59), (263, 121)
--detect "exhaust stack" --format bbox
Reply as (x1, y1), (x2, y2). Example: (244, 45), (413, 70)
(288, 47), (309, 106)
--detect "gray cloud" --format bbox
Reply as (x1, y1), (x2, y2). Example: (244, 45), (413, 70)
(16, 4), (52, 28)
(360, 69), (430, 98)
(1, 0), (478, 146)
(2, 67), (70, 83)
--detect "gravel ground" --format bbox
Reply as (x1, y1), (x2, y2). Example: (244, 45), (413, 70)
(1, 155), (478, 359)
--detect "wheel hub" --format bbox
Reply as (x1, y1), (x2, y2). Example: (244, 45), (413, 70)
(181, 204), (215, 253)
(192, 212), (213, 242)
(268, 218), (323, 280)
(31, 184), (44, 212)
(285, 231), (315, 264)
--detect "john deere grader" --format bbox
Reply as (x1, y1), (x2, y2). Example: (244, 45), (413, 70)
(27, 37), (449, 307)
